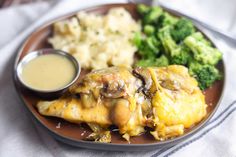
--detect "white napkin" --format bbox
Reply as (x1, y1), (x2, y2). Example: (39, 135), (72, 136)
(157, 0), (236, 38)
(0, 0), (236, 157)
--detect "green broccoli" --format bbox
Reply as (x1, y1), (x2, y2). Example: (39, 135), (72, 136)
(155, 54), (169, 67)
(184, 32), (222, 65)
(158, 26), (178, 55)
(170, 45), (192, 65)
(137, 36), (161, 59)
(158, 26), (192, 65)
(137, 4), (150, 16)
(186, 31), (211, 46)
(136, 59), (155, 67)
(156, 12), (178, 28)
(136, 55), (169, 67)
(171, 18), (195, 43)
(133, 32), (142, 48)
(134, 5), (222, 90)
(189, 61), (221, 90)
(143, 6), (163, 24)
(144, 25), (155, 36)
(145, 36), (160, 52)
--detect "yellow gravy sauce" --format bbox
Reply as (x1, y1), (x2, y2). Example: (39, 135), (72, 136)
(21, 54), (76, 91)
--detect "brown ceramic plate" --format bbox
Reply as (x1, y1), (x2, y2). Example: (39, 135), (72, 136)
(13, 3), (225, 151)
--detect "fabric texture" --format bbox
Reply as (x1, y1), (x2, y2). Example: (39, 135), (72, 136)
(0, 0), (235, 156)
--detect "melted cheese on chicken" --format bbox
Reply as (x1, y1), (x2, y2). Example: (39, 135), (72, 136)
(37, 98), (111, 125)
(149, 66), (207, 140)
(36, 65), (207, 142)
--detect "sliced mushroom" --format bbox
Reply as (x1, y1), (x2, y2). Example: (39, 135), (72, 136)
(133, 67), (152, 94)
(100, 80), (126, 98)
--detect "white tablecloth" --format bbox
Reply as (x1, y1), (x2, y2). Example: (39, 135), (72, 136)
(0, 0), (235, 156)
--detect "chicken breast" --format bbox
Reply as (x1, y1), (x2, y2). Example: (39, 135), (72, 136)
(37, 65), (207, 142)
(148, 65), (207, 140)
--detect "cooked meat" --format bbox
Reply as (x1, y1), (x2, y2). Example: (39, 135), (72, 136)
(148, 66), (206, 140)
(37, 65), (207, 142)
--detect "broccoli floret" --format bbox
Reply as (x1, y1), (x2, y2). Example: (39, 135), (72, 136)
(187, 31), (211, 46)
(135, 6), (222, 90)
(133, 32), (156, 58)
(158, 26), (193, 65)
(136, 59), (155, 67)
(138, 36), (161, 59)
(184, 32), (222, 65)
(189, 61), (221, 90)
(170, 45), (192, 65)
(137, 4), (150, 16)
(144, 25), (155, 36)
(155, 54), (169, 67)
(158, 26), (178, 56)
(146, 36), (160, 52)
(158, 26), (186, 59)
(133, 32), (142, 48)
(143, 6), (163, 24)
(157, 12), (178, 28)
(136, 55), (169, 67)
(170, 18), (195, 43)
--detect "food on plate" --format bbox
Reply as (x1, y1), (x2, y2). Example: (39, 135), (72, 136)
(49, 8), (141, 70)
(37, 65), (207, 142)
(133, 4), (222, 90)
(188, 61), (222, 90)
(48, 5), (222, 90)
(19, 53), (76, 91)
(36, 5), (224, 143)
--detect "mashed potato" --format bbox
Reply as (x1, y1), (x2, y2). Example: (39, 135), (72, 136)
(48, 8), (141, 70)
